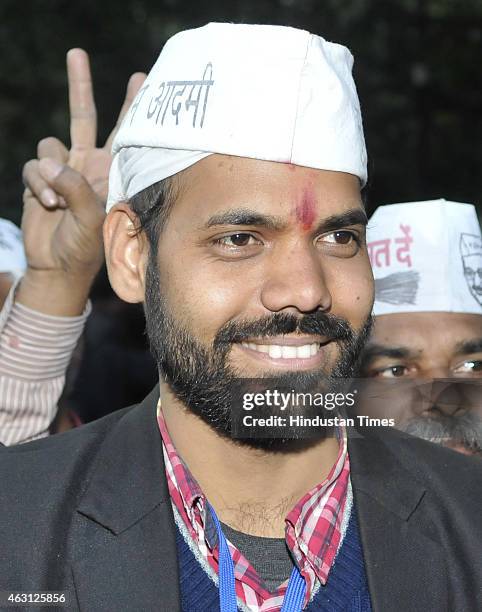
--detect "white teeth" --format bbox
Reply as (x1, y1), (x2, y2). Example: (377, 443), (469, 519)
(269, 345), (283, 359)
(297, 344), (311, 358)
(282, 346), (297, 359)
(242, 342), (320, 359)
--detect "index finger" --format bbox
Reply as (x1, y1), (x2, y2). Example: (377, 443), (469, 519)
(67, 48), (97, 150)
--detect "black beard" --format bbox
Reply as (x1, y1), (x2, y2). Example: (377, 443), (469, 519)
(144, 255), (373, 450)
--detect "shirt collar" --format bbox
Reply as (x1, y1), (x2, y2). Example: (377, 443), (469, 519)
(157, 400), (350, 584)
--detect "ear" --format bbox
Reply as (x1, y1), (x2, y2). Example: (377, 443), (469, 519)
(103, 203), (149, 303)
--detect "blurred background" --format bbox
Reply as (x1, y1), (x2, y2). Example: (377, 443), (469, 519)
(1, 0), (481, 421)
(1, 0), (481, 222)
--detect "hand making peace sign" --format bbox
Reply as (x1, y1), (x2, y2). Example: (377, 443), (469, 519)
(19, 49), (145, 314)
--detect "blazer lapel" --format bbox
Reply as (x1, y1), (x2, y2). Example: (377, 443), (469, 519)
(72, 386), (181, 612)
(72, 501), (180, 612)
(348, 429), (449, 612)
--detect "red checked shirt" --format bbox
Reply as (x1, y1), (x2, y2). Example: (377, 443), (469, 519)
(157, 404), (351, 611)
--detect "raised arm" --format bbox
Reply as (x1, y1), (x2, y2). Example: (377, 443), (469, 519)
(0, 50), (145, 445)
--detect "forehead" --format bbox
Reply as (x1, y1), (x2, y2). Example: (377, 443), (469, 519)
(371, 312), (482, 356)
(170, 154), (362, 223)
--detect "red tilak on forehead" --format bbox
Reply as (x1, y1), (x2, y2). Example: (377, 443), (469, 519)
(295, 188), (316, 230)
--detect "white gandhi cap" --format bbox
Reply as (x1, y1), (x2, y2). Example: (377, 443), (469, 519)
(367, 199), (482, 316)
(107, 22), (367, 211)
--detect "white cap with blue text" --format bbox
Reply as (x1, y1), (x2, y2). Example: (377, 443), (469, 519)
(367, 199), (482, 315)
(107, 22), (367, 211)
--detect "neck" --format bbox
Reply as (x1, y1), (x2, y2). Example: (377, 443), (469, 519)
(160, 382), (340, 537)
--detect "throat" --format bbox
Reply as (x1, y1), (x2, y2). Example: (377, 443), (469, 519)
(160, 383), (341, 537)
(216, 495), (298, 538)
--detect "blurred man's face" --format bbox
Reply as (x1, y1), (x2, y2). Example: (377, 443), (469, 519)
(360, 312), (482, 455)
(143, 155), (374, 445)
(463, 253), (482, 305)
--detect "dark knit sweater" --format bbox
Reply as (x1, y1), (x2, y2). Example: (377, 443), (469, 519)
(175, 504), (372, 611)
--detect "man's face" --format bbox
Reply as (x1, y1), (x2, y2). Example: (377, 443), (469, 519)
(359, 312), (482, 455)
(463, 253), (482, 305)
(142, 155), (374, 445)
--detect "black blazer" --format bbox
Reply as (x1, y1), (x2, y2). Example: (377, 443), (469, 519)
(1, 386), (481, 611)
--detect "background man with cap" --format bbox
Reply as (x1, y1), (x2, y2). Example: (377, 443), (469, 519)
(359, 199), (482, 456)
(0, 23), (481, 612)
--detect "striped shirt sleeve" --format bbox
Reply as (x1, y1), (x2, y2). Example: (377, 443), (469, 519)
(0, 283), (90, 445)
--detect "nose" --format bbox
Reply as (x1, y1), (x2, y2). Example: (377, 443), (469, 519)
(260, 242), (332, 314)
(428, 381), (466, 418)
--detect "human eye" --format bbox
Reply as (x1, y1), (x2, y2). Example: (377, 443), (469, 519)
(374, 365), (411, 379)
(214, 233), (261, 248)
(317, 230), (361, 256)
(453, 359), (482, 377)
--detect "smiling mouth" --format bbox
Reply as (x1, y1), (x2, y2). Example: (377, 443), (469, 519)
(241, 341), (321, 360)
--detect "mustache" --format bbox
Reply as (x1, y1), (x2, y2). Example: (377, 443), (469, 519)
(402, 411), (482, 454)
(214, 311), (355, 348)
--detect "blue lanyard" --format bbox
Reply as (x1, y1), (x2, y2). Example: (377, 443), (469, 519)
(208, 504), (306, 612)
